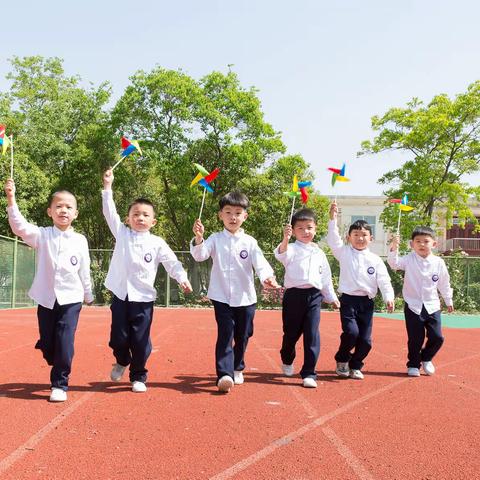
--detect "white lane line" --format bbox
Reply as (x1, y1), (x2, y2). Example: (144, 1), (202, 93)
(210, 378), (408, 480)
(322, 426), (376, 480)
(0, 342), (33, 355)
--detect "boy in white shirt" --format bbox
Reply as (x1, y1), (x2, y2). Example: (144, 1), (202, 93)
(388, 227), (453, 377)
(274, 208), (340, 388)
(5, 178), (93, 402)
(328, 202), (394, 380)
(102, 169), (192, 393)
(191, 191), (279, 393)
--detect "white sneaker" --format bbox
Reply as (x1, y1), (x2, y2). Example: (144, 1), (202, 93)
(349, 369), (364, 380)
(408, 367), (421, 377)
(217, 375), (234, 393)
(132, 381), (147, 393)
(302, 377), (317, 388)
(282, 363), (294, 377)
(110, 363), (127, 382)
(335, 362), (350, 378)
(234, 370), (244, 385)
(422, 361), (435, 376)
(49, 388), (67, 402)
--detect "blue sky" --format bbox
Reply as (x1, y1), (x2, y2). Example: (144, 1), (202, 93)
(2, 0), (479, 195)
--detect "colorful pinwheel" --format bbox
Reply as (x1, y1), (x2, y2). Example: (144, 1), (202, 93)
(284, 175), (312, 223)
(389, 194), (414, 233)
(328, 163), (350, 186)
(112, 136), (143, 170)
(0, 124), (13, 178)
(191, 163), (220, 219)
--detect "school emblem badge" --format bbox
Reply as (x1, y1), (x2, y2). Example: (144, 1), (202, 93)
(239, 250), (248, 259)
(367, 266), (375, 275)
(144, 253), (153, 263)
(70, 256), (78, 266)
(432, 274), (439, 282)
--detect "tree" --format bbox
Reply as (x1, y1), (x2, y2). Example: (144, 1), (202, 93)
(360, 81), (480, 239)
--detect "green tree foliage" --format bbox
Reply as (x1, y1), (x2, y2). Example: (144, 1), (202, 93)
(361, 81), (480, 239)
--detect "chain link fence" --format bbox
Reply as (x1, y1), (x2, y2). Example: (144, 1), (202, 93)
(1, 235), (480, 311)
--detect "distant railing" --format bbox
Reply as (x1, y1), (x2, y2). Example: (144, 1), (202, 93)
(445, 238), (480, 252)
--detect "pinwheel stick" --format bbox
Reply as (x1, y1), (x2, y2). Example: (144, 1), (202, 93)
(289, 196), (296, 225)
(111, 156), (126, 171)
(198, 188), (207, 220)
(9, 134), (13, 179)
(396, 208), (402, 235)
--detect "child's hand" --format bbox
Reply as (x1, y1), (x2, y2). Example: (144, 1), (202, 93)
(386, 300), (394, 313)
(329, 201), (338, 220)
(4, 178), (16, 206)
(447, 305), (454, 313)
(283, 224), (293, 242)
(179, 280), (193, 294)
(390, 234), (400, 252)
(263, 277), (280, 289)
(193, 219), (205, 244)
(103, 169), (114, 190)
(331, 299), (340, 309)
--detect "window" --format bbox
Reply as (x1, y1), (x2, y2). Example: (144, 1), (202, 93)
(350, 215), (376, 236)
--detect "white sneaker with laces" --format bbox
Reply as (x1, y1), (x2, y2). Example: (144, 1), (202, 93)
(132, 381), (147, 393)
(422, 361), (435, 375)
(335, 362), (350, 378)
(110, 363), (127, 382)
(234, 370), (244, 385)
(408, 367), (421, 377)
(217, 375), (234, 393)
(349, 369), (364, 380)
(49, 388), (67, 402)
(282, 363), (294, 377)
(302, 377), (317, 388)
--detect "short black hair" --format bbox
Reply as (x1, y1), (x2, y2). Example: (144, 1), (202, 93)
(348, 220), (372, 235)
(49, 190), (77, 207)
(219, 191), (249, 210)
(128, 198), (156, 215)
(291, 208), (317, 227)
(411, 226), (436, 240)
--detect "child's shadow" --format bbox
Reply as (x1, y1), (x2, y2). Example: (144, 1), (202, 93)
(0, 383), (94, 401)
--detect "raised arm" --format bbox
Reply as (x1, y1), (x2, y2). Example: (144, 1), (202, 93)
(102, 169), (122, 238)
(326, 204), (344, 259)
(4, 178), (40, 248)
(387, 235), (406, 271)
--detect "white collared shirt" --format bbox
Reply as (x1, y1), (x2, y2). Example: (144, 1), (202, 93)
(7, 204), (93, 309)
(274, 240), (338, 303)
(327, 220), (394, 302)
(102, 190), (188, 302)
(387, 250), (453, 315)
(190, 229), (274, 307)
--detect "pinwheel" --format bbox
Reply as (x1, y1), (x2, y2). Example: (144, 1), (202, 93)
(111, 137), (143, 171)
(284, 175), (312, 224)
(327, 163), (350, 203)
(191, 163), (220, 220)
(0, 124), (13, 178)
(389, 194), (414, 233)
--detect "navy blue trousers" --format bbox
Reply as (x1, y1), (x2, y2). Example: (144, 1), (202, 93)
(212, 300), (256, 382)
(404, 304), (444, 368)
(280, 288), (322, 379)
(36, 301), (82, 391)
(109, 295), (154, 383)
(334, 294), (374, 370)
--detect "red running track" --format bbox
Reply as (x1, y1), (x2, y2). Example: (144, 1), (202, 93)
(0, 307), (478, 479)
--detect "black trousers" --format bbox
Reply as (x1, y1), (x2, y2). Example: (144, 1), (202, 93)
(109, 295), (154, 383)
(211, 300), (256, 382)
(334, 294), (374, 370)
(36, 301), (82, 391)
(280, 288), (322, 379)
(404, 304), (444, 368)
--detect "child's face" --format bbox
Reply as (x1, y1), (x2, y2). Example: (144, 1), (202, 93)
(126, 203), (157, 232)
(293, 219), (316, 244)
(411, 234), (436, 258)
(47, 192), (78, 231)
(218, 205), (248, 234)
(347, 227), (372, 251)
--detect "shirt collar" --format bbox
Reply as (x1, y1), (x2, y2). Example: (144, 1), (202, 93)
(223, 228), (245, 238)
(294, 240), (318, 251)
(413, 251), (433, 262)
(349, 245), (369, 255)
(53, 225), (74, 237)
